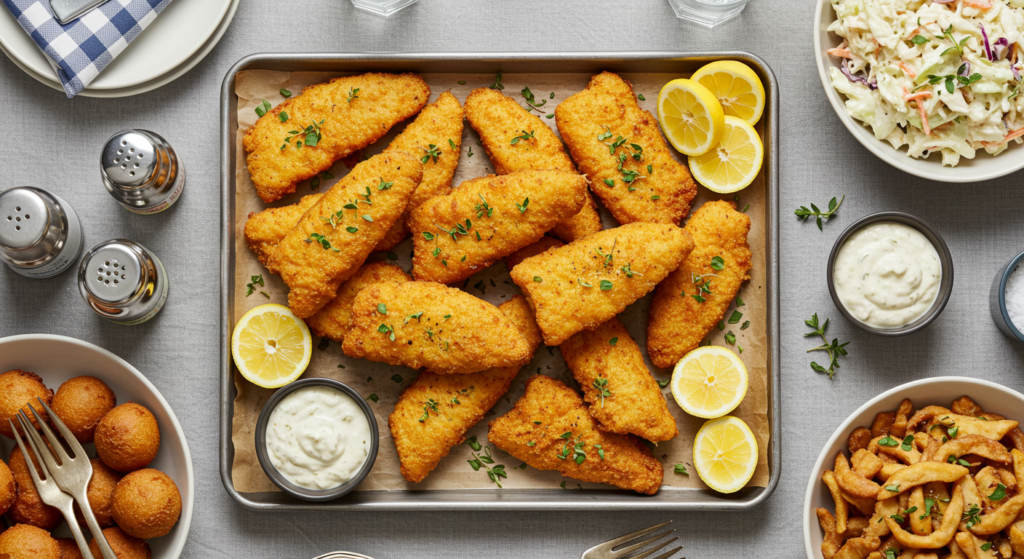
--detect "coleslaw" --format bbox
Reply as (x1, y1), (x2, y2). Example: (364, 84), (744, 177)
(828, 0), (1024, 166)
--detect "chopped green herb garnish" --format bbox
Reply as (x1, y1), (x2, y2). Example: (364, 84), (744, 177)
(674, 463), (689, 475)
(278, 112), (289, 123)
(600, 280), (613, 290)
(593, 376), (611, 408)
(724, 331), (736, 345)
(245, 274), (266, 297)
(609, 337), (618, 346)
(347, 87), (360, 103)
(420, 143), (442, 164)
(255, 100), (272, 117)
(728, 310), (743, 324)
(378, 324), (396, 341)
(795, 195), (844, 231)
(515, 198), (530, 213)
(308, 232), (339, 252)
(489, 72), (505, 90)
(391, 374), (403, 383)
(367, 393), (379, 402)
(511, 130), (535, 145)
(280, 88), (292, 97)
(419, 398), (440, 422)
(804, 313), (849, 380)
(710, 256), (725, 271)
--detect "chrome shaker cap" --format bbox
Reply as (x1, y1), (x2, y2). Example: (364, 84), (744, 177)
(0, 187), (65, 265)
(101, 130), (184, 213)
(79, 239), (168, 324)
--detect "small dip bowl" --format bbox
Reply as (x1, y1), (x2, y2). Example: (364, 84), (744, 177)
(255, 378), (379, 502)
(826, 211), (954, 337)
(989, 249), (1024, 343)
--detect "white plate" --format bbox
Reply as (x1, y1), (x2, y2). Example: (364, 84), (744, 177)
(0, 334), (194, 559)
(802, 376), (1024, 559)
(0, 0), (232, 93)
(813, 0), (1024, 182)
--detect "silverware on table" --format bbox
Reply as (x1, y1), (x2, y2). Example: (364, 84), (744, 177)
(581, 521), (683, 559)
(0, 186), (84, 279)
(101, 130), (185, 215)
(15, 399), (119, 559)
(312, 553), (375, 559)
(77, 239), (169, 325)
(49, 0), (110, 25)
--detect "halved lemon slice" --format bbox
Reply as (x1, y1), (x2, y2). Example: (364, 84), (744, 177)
(657, 79), (725, 156)
(693, 416), (758, 494)
(691, 60), (766, 125)
(688, 115), (763, 194)
(232, 303), (312, 388)
(670, 346), (748, 419)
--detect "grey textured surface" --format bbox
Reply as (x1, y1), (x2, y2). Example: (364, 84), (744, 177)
(1, 0), (1023, 558)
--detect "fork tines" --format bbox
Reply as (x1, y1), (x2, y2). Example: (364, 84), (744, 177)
(583, 520), (683, 559)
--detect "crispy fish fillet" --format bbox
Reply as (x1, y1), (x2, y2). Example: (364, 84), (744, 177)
(488, 375), (663, 495)
(389, 295), (542, 483)
(342, 281), (531, 374)
(556, 72), (698, 225)
(561, 317), (678, 442)
(509, 223), (695, 346)
(244, 73), (429, 203)
(410, 170), (587, 284)
(464, 87), (601, 242)
(647, 201), (752, 369)
(244, 194), (322, 269)
(305, 262), (412, 343)
(506, 235), (564, 270)
(267, 152), (422, 318)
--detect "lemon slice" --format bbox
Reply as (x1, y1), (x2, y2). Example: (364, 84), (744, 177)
(232, 303), (312, 388)
(657, 79), (725, 156)
(670, 346), (748, 419)
(691, 60), (766, 125)
(693, 416), (758, 494)
(688, 115), (763, 194)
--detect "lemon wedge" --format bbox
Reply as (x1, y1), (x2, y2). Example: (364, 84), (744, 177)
(232, 303), (312, 388)
(670, 346), (748, 419)
(657, 79), (725, 156)
(691, 60), (766, 125)
(688, 115), (763, 194)
(693, 416), (758, 494)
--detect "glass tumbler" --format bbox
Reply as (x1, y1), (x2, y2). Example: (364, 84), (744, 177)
(667, 0), (753, 27)
(350, 0), (419, 16)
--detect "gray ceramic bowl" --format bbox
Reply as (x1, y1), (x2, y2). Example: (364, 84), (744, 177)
(255, 378), (379, 502)
(826, 211), (954, 336)
(990, 249), (1024, 343)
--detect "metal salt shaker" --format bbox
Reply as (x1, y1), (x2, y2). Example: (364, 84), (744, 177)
(0, 187), (83, 278)
(101, 130), (185, 214)
(78, 239), (169, 325)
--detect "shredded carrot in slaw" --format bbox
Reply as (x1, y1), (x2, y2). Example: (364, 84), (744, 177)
(898, 62), (917, 78)
(828, 47), (854, 59)
(964, 0), (993, 9)
(981, 127), (1024, 146)
(903, 91), (931, 102)
(916, 102), (931, 135)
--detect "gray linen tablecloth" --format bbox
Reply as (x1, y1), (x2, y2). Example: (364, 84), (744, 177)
(2, 0), (1023, 557)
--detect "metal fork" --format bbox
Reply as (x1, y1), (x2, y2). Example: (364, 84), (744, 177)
(312, 553), (375, 559)
(9, 416), (94, 559)
(581, 521), (683, 559)
(19, 400), (117, 559)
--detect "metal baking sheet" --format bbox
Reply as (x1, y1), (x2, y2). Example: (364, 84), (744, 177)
(219, 52), (780, 511)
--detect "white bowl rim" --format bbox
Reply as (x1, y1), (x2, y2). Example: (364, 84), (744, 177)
(801, 375), (1024, 559)
(812, 0), (1024, 183)
(0, 333), (195, 559)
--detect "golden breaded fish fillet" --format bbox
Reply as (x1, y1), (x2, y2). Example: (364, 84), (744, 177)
(556, 72), (698, 225)
(647, 200), (752, 369)
(305, 262), (411, 343)
(410, 170), (587, 285)
(560, 317), (678, 442)
(267, 152), (422, 318)
(509, 223), (695, 346)
(244, 194), (322, 271)
(464, 87), (601, 242)
(488, 375), (663, 495)
(244, 73), (430, 203)
(342, 281), (531, 374)
(389, 295), (542, 483)
(505, 235), (564, 271)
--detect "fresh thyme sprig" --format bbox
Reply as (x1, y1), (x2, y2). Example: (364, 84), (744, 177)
(521, 86), (548, 113)
(347, 87), (360, 103)
(419, 398), (440, 422)
(804, 313), (850, 380)
(593, 376), (611, 408)
(467, 441), (506, 488)
(420, 144), (441, 164)
(795, 195), (844, 231)
(489, 72), (505, 91)
(511, 130), (536, 145)
(281, 119), (325, 150)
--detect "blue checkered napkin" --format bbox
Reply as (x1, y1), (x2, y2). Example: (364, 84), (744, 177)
(2, 0), (174, 97)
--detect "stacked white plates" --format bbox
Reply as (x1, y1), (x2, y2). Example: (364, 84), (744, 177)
(0, 0), (238, 97)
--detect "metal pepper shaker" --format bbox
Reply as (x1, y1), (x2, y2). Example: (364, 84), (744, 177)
(101, 130), (185, 214)
(78, 239), (169, 325)
(0, 187), (83, 278)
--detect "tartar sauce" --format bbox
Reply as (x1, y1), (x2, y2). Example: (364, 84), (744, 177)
(833, 222), (941, 328)
(266, 385), (371, 490)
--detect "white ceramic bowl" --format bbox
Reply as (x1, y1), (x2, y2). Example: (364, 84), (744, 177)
(0, 334), (193, 559)
(813, 0), (1024, 182)
(802, 376), (1024, 559)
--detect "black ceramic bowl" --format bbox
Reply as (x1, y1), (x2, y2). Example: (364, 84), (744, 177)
(990, 249), (1024, 343)
(826, 212), (954, 337)
(255, 378), (379, 502)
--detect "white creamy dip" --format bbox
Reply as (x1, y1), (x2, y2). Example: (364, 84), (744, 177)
(832, 222), (942, 329)
(266, 385), (371, 490)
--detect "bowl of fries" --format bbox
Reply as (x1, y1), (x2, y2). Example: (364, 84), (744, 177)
(803, 377), (1024, 559)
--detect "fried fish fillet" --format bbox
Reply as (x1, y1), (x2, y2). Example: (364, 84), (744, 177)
(267, 152), (422, 318)
(505, 235), (564, 270)
(305, 262), (412, 343)
(244, 73), (430, 203)
(556, 72), (698, 225)
(488, 375), (663, 495)
(509, 223), (695, 346)
(465, 87), (601, 242)
(244, 194), (322, 269)
(647, 200), (752, 369)
(389, 295), (542, 483)
(410, 170), (587, 284)
(342, 281), (531, 374)
(560, 317), (678, 442)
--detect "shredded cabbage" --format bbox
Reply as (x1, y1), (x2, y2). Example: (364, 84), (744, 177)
(828, 0), (1024, 166)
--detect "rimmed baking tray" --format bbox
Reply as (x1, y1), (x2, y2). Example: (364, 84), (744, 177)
(220, 52), (780, 511)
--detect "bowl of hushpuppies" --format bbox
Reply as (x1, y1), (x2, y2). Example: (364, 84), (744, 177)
(0, 334), (193, 559)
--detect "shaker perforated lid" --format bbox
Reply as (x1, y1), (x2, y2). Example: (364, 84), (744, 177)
(0, 188), (50, 251)
(81, 241), (144, 304)
(101, 131), (160, 189)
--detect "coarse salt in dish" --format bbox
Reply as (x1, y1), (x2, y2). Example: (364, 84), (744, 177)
(1006, 263), (1024, 332)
